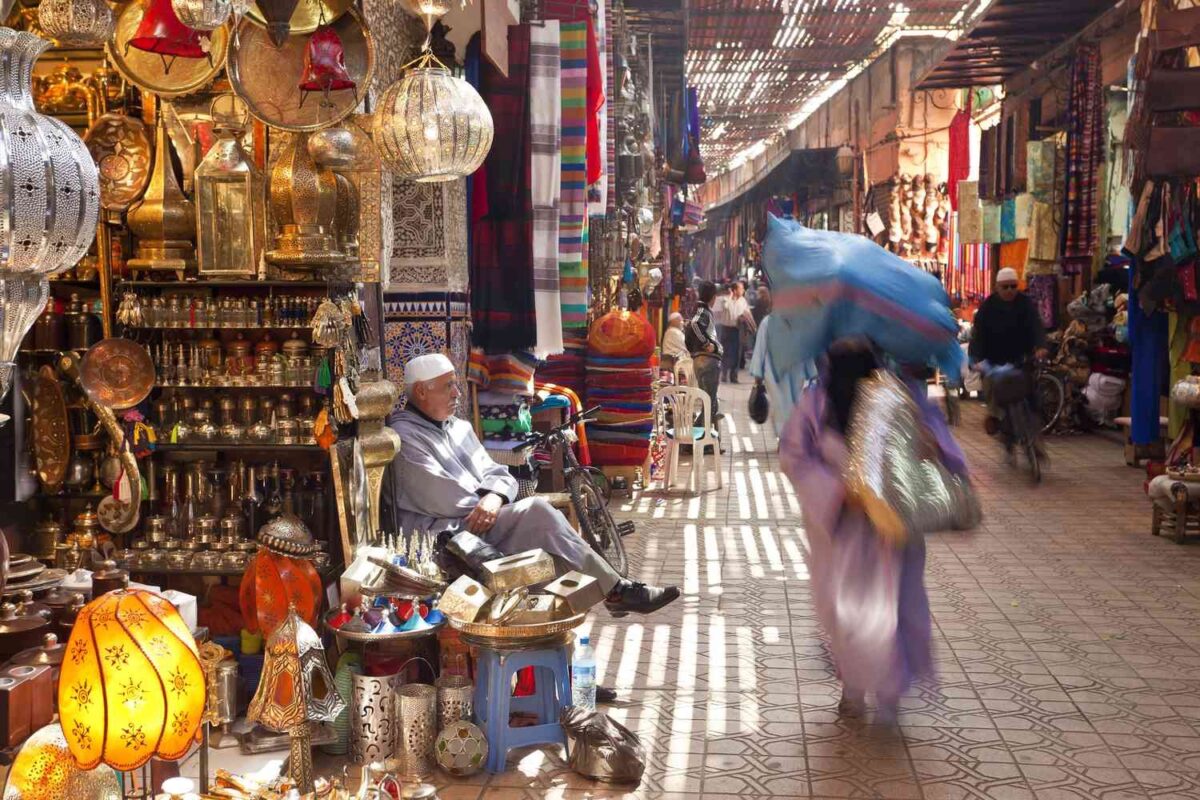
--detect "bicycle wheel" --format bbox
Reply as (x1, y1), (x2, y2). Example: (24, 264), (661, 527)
(1035, 372), (1065, 434)
(569, 475), (627, 577)
(584, 466), (613, 503)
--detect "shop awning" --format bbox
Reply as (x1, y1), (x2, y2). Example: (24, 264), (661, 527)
(917, 0), (1118, 90)
(702, 147), (840, 227)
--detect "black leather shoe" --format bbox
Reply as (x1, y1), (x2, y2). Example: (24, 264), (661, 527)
(596, 686), (618, 704)
(605, 581), (681, 617)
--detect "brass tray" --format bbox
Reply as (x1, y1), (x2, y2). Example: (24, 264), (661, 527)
(7, 554), (33, 568)
(244, 0), (354, 37)
(324, 610), (446, 643)
(227, 7), (374, 133)
(5, 561), (45, 582)
(80, 338), (155, 410)
(106, 2), (230, 99)
(448, 613), (586, 641)
(2, 569), (67, 598)
(31, 366), (70, 490)
(84, 113), (153, 212)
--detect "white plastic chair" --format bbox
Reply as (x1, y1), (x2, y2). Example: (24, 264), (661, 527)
(657, 385), (723, 494)
(673, 358), (697, 388)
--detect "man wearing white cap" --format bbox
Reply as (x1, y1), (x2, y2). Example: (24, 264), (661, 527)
(387, 353), (680, 617)
(969, 268), (1047, 436)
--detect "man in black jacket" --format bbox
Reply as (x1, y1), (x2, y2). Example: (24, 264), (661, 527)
(686, 280), (723, 425)
(969, 268), (1048, 437)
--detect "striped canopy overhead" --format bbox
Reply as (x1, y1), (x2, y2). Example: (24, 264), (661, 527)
(684, 0), (990, 172)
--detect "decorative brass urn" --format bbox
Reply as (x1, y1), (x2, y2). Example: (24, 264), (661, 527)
(126, 115), (196, 276)
(266, 132), (343, 267)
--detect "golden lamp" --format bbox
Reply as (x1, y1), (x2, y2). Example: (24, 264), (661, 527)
(57, 589), (206, 772)
(1, 722), (122, 800)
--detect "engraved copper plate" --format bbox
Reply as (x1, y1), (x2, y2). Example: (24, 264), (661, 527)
(84, 113), (153, 212)
(107, 1), (230, 99)
(4, 560), (45, 582)
(228, 7), (374, 133)
(79, 338), (155, 410)
(245, 0), (354, 37)
(31, 366), (70, 490)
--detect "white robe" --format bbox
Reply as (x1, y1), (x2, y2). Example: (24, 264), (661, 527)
(388, 408), (622, 591)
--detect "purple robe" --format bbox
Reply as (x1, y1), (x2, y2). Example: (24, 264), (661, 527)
(780, 378), (968, 700)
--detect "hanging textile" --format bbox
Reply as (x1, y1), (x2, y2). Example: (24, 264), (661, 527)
(471, 25), (536, 354)
(1026, 274), (1058, 329)
(560, 21), (590, 329)
(1129, 260), (1168, 445)
(947, 108), (971, 211)
(531, 21), (564, 358)
(585, 16), (603, 189)
(958, 181), (982, 242)
(1060, 43), (1105, 276)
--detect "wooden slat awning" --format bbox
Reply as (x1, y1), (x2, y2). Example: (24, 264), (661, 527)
(916, 0), (1119, 90)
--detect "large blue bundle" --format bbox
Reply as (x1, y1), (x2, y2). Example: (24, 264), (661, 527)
(762, 215), (963, 379)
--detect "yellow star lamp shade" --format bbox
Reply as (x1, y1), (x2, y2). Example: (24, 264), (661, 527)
(57, 590), (206, 772)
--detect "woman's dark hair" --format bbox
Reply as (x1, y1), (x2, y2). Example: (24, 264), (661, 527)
(827, 347), (879, 434)
(698, 281), (717, 305)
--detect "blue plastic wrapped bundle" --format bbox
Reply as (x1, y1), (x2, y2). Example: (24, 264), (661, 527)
(762, 215), (963, 380)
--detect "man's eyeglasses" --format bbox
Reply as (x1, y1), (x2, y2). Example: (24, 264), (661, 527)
(997, 283), (1018, 291)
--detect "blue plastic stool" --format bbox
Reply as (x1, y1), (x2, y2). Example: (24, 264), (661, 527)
(473, 643), (571, 773)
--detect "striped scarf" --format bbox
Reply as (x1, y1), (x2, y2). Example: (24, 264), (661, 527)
(559, 21), (589, 329)
(530, 21), (563, 358)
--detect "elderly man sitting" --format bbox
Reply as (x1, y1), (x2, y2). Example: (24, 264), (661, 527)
(387, 353), (680, 616)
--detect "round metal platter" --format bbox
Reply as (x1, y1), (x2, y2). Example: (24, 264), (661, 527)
(84, 113), (153, 212)
(79, 338), (155, 410)
(244, 0), (355, 37)
(2, 569), (68, 598)
(227, 7), (374, 133)
(106, 2), (230, 99)
(30, 366), (70, 490)
(448, 613), (586, 642)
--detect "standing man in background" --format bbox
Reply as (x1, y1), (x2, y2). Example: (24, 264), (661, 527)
(714, 280), (757, 383)
(686, 281), (724, 425)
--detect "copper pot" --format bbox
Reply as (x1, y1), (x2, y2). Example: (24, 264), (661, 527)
(0, 602), (50, 660)
(9, 633), (66, 691)
(92, 560), (129, 597)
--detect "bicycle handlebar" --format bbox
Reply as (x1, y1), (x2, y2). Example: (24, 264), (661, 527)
(521, 406), (601, 448)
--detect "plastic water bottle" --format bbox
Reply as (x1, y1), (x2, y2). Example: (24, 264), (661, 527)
(571, 636), (597, 710)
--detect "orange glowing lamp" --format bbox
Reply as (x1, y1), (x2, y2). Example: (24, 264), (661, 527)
(239, 514), (323, 635)
(57, 589), (206, 772)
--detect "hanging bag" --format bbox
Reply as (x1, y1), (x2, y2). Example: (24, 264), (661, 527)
(748, 381), (770, 424)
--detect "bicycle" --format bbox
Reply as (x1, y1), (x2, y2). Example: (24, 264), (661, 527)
(523, 406), (629, 577)
(987, 363), (1047, 484)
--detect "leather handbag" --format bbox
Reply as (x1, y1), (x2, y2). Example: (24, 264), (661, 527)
(1147, 127), (1200, 177)
(844, 370), (981, 545)
(748, 381), (769, 424)
(1145, 68), (1200, 112)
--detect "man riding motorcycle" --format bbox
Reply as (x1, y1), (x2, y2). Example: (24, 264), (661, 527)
(968, 268), (1048, 451)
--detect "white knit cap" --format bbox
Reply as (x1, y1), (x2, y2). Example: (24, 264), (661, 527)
(404, 353), (455, 387)
(996, 267), (1019, 284)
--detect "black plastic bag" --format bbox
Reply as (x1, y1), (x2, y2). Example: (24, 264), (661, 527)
(749, 381), (770, 424)
(561, 707), (646, 784)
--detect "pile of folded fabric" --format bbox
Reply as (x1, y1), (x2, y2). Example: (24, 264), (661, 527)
(585, 310), (657, 467)
(538, 330), (587, 399)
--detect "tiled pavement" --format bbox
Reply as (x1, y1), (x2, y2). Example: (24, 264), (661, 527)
(429, 381), (1200, 800)
(193, 381), (1200, 799)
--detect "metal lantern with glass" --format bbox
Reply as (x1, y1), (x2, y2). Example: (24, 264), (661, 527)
(194, 96), (266, 278)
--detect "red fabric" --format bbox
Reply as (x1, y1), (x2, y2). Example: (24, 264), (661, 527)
(947, 108), (971, 212)
(585, 17), (603, 186)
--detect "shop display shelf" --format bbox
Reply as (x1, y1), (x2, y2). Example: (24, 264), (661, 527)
(117, 279), (337, 289)
(128, 324), (314, 331)
(155, 382), (317, 390)
(155, 442), (324, 453)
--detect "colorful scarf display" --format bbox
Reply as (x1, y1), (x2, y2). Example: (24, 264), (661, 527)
(1060, 43), (1104, 276)
(471, 25), (536, 353)
(530, 21), (564, 358)
(559, 21), (590, 329)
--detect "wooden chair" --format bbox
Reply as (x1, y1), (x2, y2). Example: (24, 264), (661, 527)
(657, 385), (722, 494)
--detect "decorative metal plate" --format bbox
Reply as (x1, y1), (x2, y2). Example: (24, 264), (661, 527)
(7, 554), (33, 568)
(227, 7), (374, 133)
(84, 113), (153, 212)
(79, 338), (155, 410)
(244, 0), (355, 37)
(324, 610), (445, 643)
(106, 2), (230, 99)
(448, 613), (586, 641)
(4, 561), (45, 582)
(31, 366), (70, 490)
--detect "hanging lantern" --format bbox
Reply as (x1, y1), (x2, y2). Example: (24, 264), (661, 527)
(373, 57), (493, 182)
(38, 0), (115, 48)
(57, 590), (206, 772)
(126, 0), (211, 71)
(239, 514), (322, 635)
(266, 132), (343, 266)
(2, 723), (122, 800)
(0, 29), (99, 425)
(171, 0), (232, 32)
(255, 0), (300, 47)
(247, 606), (345, 794)
(194, 103), (266, 278)
(298, 24), (355, 108)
